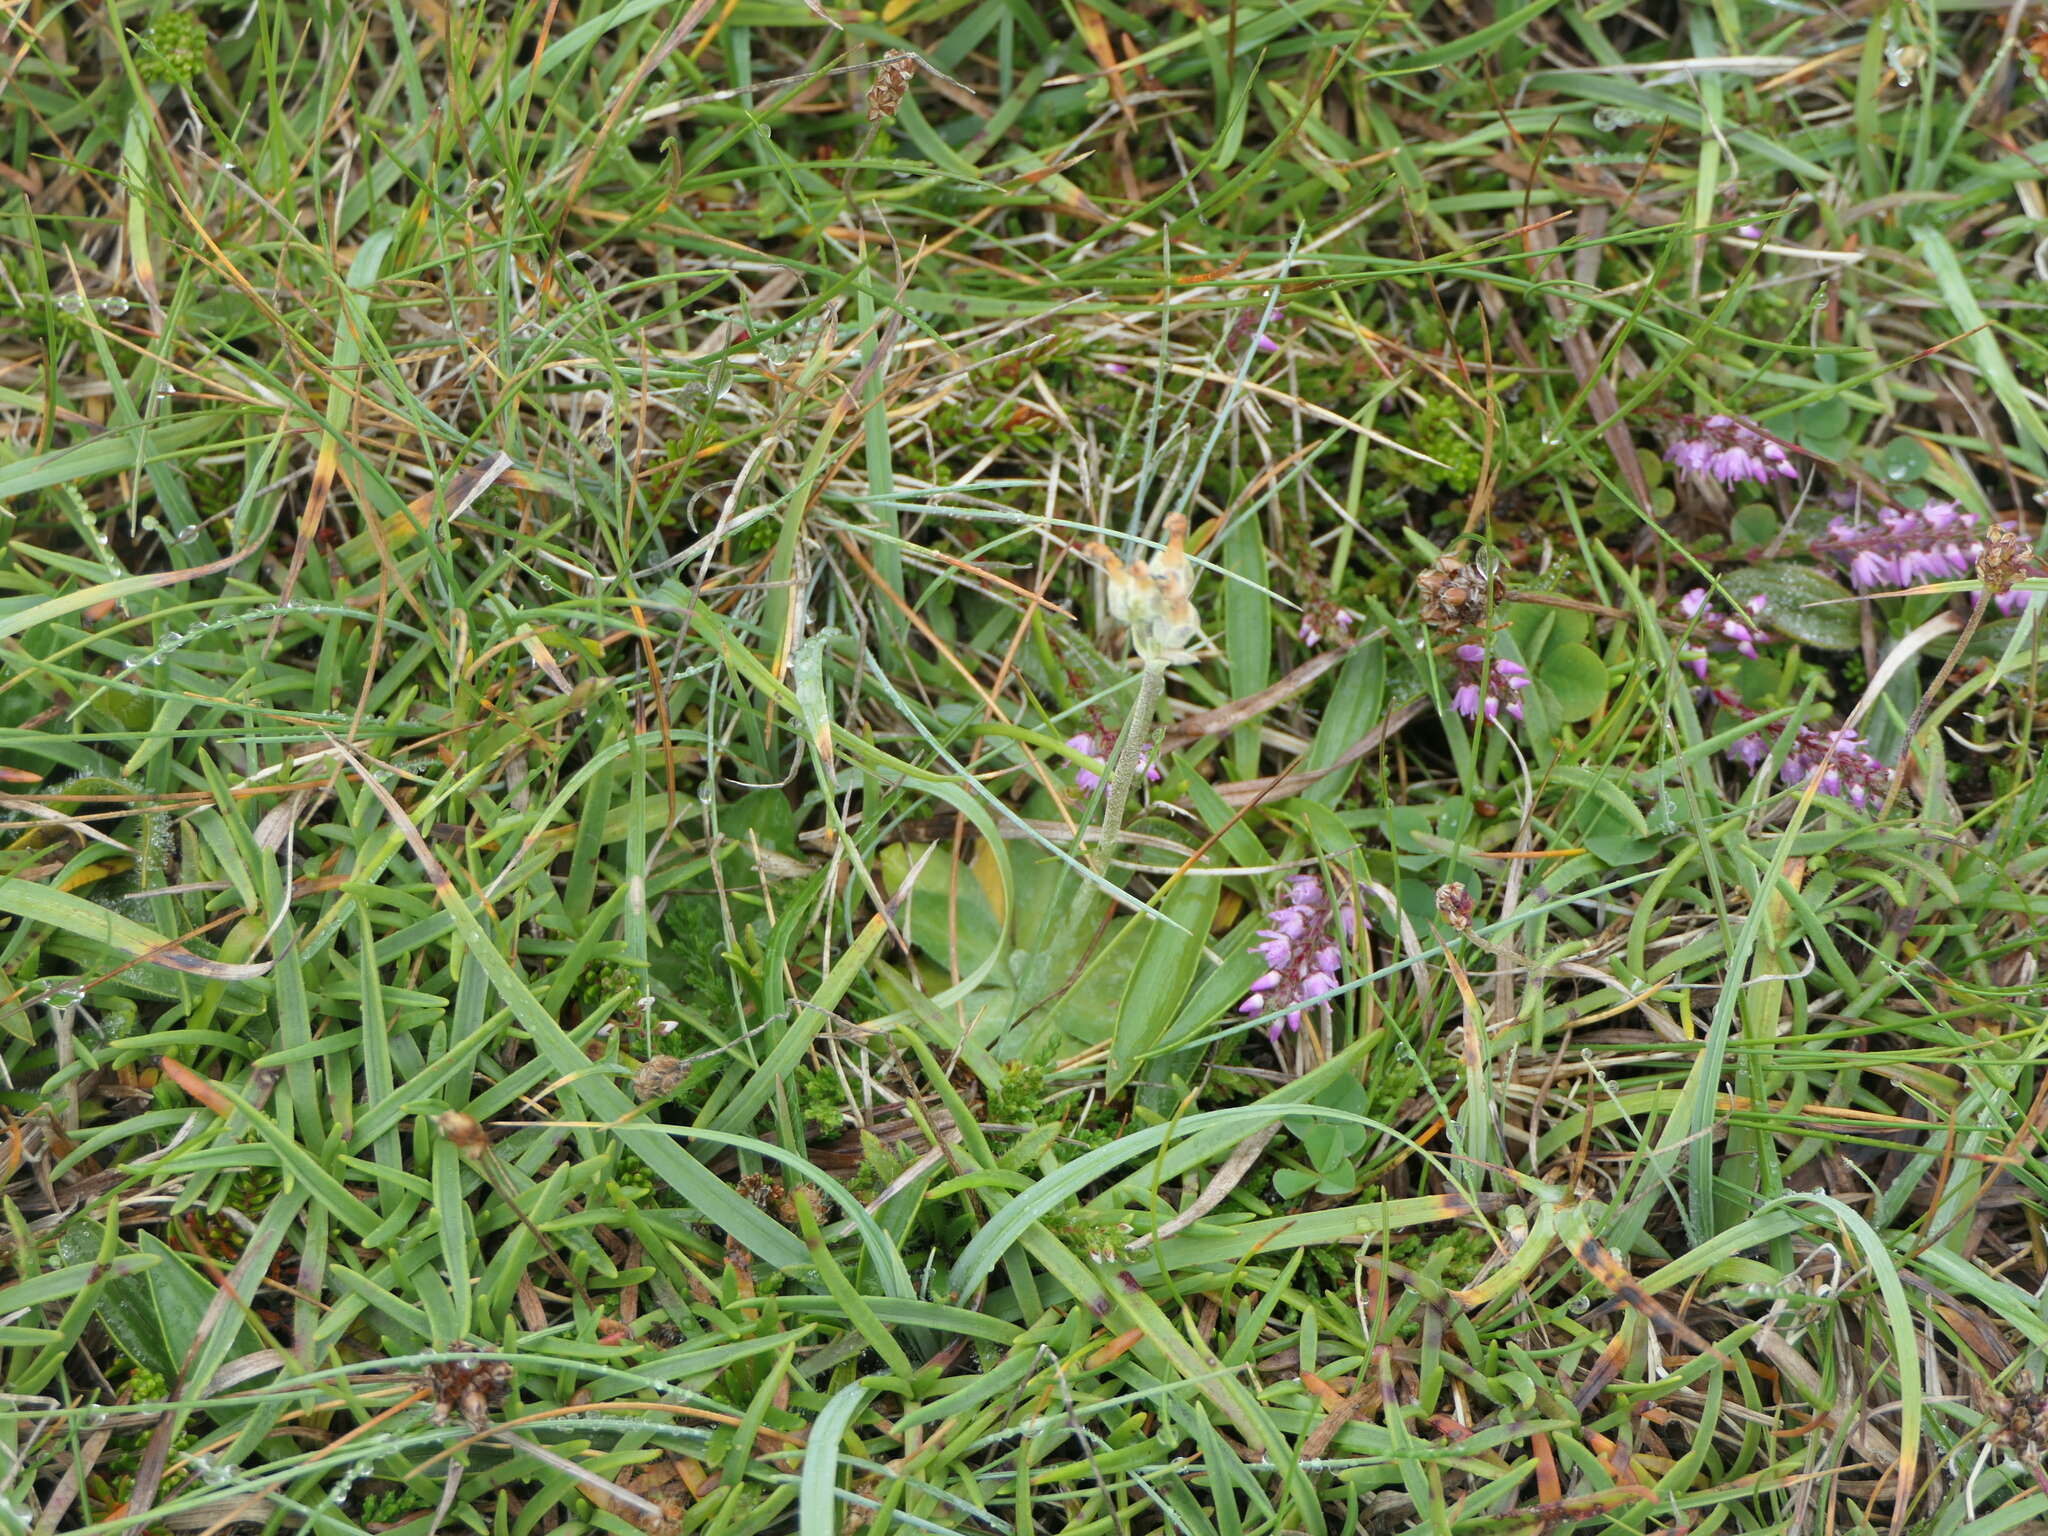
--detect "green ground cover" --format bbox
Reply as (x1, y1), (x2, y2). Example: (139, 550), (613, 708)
(6, 1), (2048, 1532)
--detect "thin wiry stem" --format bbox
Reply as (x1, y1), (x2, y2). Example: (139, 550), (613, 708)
(1876, 591), (1988, 822)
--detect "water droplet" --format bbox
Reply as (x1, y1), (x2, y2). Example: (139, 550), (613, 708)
(99, 296), (130, 317)
(56, 293), (85, 313)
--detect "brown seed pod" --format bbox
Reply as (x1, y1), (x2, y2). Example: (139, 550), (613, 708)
(425, 1354), (514, 1430)
(866, 54), (917, 122)
(1978, 523), (2035, 597)
(1435, 881), (1475, 930)
(1416, 552), (1496, 634)
(633, 1055), (686, 1102)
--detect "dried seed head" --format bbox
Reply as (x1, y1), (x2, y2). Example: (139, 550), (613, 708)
(1978, 523), (2031, 597)
(433, 1111), (490, 1158)
(633, 1055), (686, 1102)
(1080, 513), (1206, 664)
(424, 1354), (514, 1430)
(735, 1171), (781, 1209)
(772, 1182), (826, 1228)
(866, 54), (917, 122)
(1435, 882), (1475, 930)
(1416, 553), (1494, 634)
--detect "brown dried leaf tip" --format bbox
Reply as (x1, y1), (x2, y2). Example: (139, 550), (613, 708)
(866, 54), (917, 122)
(433, 1110), (491, 1159)
(633, 1055), (687, 1102)
(1415, 551), (1496, 635)
(425, 1353), (514, 1430)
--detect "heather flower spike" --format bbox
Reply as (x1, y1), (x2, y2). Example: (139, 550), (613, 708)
(1238, 873), (1355, 1043)
(1810, 500), (1991, 593)
(1450, 643), (1531, 724)
(1298, 603), (1357, 648)
(1665, 414), (1797, 488)
(1675, 587), (1772, 678)
(1721, 700), (1890, 809)
(1065, 731), (1162, 794)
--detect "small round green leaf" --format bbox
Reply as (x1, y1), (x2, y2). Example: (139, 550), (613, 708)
(1538, 641), (1608, 722)
(1730, 504), (1778, 548)
(1879, 437), (1930, 484)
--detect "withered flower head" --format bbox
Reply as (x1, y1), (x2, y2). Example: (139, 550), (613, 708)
(1978, 523), (2032, 598)
(1416, 552), (1495, 635)
(866, 54), (917, 122)
(1435, 881), (1475, 931)
(633, 1055), (687, 1102)
(433, 1111), (490, 1159)
(1080, 512), (1205, 664)
(425, 1353), (514, 1430)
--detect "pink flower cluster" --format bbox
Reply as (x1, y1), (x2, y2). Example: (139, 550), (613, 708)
(1065, 731), (1163, 794)
(1298, 603), (1357, 647)
(1811, 501), (2034, 613)
(1452, 644), (1531, 723)
(1238, 874), (1354, 1042)
(1676, 587), (1771, 679)
(1727, 716), (1890, 809)
(1665, 415), (1797, 487)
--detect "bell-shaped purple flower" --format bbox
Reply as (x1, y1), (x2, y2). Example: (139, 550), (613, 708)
(1238, 874), (1355, 1043)
(1665, 414), (1797, 487)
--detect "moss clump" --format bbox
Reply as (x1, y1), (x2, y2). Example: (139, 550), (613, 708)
(138, 13), (208, 86)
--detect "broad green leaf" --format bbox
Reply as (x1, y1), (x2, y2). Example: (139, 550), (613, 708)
(1107, 871), (1221, 1094)
(1537, 641), (1607, 722)
(1719, 563), (1861, 650)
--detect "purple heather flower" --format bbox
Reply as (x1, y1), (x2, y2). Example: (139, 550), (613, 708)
(1238, 874), (1354, 1043)
(1718, 703), (1889, 809)
(1066, 731), (1163, 794)
(1737, 223), (1766, 240)
(1675, 587), (1772, 678)
(1664, 414), (1797, 488)
(1811, 501), (2003, 594)
(1996, 588), (2036, 617)
(1231, 304), (1285, 356)
(1450, 643), (1531, 724)
(1298, 604), (1357, 647)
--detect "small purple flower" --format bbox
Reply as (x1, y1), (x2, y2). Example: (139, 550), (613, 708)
(1737, 223), (1766, 240)
(1238, 874), (1354, 1043)
(1675, 587), (1773, 678)
(1996, 589), (2036, 617)
(1811, 501), (1999, 594)
(1066, 731), (1163, 794)
(1298, 604), (1357, 648)
(1718, 701), (1889, 808)
(1664, 414), (1797, 488)
(1449, 643), (1531, 724)
(1231, 304), (1285, 356)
